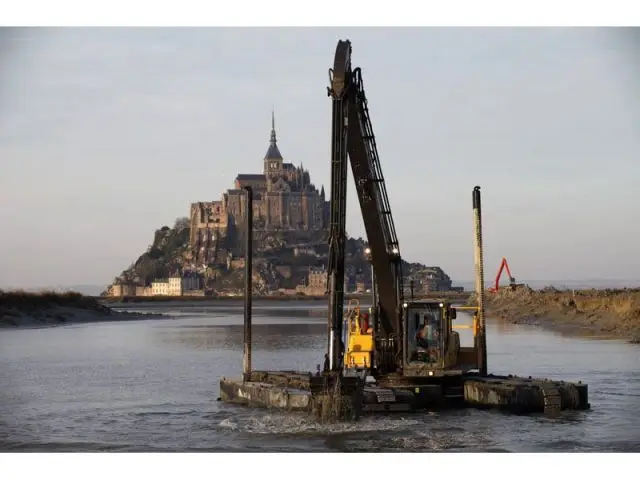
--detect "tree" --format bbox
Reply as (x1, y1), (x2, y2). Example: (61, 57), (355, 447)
(174, 217), (190, 231)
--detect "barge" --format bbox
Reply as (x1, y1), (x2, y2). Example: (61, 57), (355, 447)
(218, 39), (590, 422)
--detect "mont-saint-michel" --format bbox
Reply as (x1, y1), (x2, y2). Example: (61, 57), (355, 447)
(105, 113), (455, 298)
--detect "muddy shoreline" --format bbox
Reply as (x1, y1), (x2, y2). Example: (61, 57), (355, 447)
(0, 307), (166, 330)
(0, 290), (166, 330)
(480, 288), (640, 344)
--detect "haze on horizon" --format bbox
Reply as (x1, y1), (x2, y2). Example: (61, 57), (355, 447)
(0, 27), (638, 290)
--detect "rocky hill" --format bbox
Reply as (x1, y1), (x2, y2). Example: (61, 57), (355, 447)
(107, 218), (191, 292)
(108, 218), (450, 295)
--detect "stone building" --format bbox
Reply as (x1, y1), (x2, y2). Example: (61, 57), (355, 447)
(411, 267), (453, 293)
(298, 266), (355, 296)
(136, 285), (152, 297)
(298, 266), (328, 296)
(151, 279), (170, 296)
(168, 277), (182, 296)
(149, 273), (204, 296)
(108, 283), (136, 297)
(189, 112), (330, 263)
(182, 270), (204, 291)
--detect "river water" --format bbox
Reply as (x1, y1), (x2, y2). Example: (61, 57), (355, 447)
(1, 300), (639, 452)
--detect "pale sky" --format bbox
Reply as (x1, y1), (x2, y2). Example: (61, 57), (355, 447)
(1, 27), (638, 289)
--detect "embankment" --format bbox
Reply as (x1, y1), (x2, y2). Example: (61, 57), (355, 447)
(0, 290), (163, 329)
(480, 287), (640, 343)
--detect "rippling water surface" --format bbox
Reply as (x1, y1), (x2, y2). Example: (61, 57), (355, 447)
(1, 300), (639, 452)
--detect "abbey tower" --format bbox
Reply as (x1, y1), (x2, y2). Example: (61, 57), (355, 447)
(189, 112), (330, 264)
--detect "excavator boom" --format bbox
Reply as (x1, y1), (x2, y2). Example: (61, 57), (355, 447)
(327, 39), (404, 372)
(491, 257), (518, 291)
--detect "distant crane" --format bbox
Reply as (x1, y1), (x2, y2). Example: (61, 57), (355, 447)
(488, 257), (524, 292)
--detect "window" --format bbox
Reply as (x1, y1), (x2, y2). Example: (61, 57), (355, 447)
(406, 305), (443, 364)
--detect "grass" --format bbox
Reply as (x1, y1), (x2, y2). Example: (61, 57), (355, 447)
(0, 289), (106, 311)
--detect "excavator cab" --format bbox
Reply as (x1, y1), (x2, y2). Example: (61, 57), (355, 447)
(343, 301), (375, 372)
(402, 300), (460, 374)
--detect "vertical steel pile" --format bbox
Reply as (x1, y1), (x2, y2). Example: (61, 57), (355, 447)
(472, 186), (488, 376)
(243, 186), (253, 382)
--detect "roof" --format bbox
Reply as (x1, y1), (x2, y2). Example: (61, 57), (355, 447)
(236, 174), (266, 181)
(227, 189), (263, 199)
(265, 142), (283, 160)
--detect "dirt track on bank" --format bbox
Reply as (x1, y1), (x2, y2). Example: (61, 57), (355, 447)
(479, 287), (640, 343)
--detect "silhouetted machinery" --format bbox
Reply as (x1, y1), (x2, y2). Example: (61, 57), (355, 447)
(323, 40), (487, 411)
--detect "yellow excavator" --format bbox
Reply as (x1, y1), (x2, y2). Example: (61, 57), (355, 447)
(324, 39), (487, 410)
(343, 299), (480, 375)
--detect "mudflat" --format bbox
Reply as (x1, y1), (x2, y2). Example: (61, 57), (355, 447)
(479, 287), (640, 343)
(0, 290), (162, 329)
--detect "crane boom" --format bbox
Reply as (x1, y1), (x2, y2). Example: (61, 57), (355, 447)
(327, 39), (404, 371)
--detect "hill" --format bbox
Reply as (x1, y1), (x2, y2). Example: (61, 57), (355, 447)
(107, 219), (453, 296)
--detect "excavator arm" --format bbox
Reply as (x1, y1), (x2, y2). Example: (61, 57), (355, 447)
(325, 41), (351, 368)
(345, 67), (404, 335)
(491, 257), (516, 291)
(326, 39), (404, 371)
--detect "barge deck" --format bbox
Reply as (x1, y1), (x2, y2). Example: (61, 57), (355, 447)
(219, 370), (590, 421)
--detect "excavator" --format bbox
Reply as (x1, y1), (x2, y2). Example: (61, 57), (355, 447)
(323, 39), (487, 411)
(488, 257), (525, 293)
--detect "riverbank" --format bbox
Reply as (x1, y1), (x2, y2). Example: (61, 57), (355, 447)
(0, 290), (164, 329)
(480, 287), (640, 343)
(97, 291), (472, 304)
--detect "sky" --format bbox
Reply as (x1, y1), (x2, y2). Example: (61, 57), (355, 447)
(0, 27), (639, 289)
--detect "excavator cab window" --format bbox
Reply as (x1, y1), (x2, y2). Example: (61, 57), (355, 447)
(405, 304), (443, 365)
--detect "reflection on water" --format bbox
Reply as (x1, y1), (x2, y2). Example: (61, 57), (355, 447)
(159, 323), (326, 351)
(112, 299), (369, 319)
(1, 300), (639, 452)
(493, 318), (519, 334)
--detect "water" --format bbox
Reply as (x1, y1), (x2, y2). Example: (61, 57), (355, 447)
(1, 300), (639, 452)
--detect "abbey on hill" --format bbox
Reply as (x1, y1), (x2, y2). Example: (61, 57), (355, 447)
(106, 112), (457, 298)
(188, 111), (329, 266)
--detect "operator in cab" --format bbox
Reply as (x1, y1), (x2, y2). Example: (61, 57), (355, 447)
(416, 322), (430, 349)
(415, 312), (441, 363)
(416, 314), (439, 346)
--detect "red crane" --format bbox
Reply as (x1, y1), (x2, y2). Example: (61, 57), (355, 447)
(488, 257), (522, 292)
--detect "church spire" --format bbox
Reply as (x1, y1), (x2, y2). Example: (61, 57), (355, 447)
(270, 108), (277, 144)
(264, 108), (283, 161)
